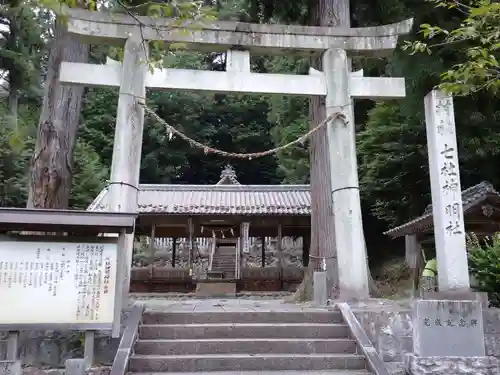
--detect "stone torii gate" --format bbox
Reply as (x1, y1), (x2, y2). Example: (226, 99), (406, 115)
(61, 8), (413, 300)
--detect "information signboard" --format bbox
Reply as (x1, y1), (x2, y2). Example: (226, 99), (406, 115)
(0, 238), (118, 328)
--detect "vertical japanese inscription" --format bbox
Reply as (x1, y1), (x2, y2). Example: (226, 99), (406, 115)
(435, 97), (464, 237)
(0, 247), (71, 293)
(424, 90), (469, 290)
(0, 240), (117, 324)
(241, 222), (250, 254)
(75, 244), (106, 321)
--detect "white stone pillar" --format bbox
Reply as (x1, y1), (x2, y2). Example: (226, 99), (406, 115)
(323, 48), (369, 299)
(424, 90), (470, 291)
(107, 35), (148, 306)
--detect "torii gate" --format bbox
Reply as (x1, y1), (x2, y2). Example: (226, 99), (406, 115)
(61, 8), (413, 301)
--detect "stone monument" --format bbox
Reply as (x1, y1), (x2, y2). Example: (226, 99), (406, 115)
(406, 90), (498, 375)
(407, 299), (498, 375)
(424, 90), (469, 292)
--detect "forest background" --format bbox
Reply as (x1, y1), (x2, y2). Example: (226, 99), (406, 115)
(1, 0), (499, 284)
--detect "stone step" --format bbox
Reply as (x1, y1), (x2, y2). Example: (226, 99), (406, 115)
(139, 323), (350, 340)
(211, 271), (235, 275)
(129, 371), (371, 375)
(129, 354), (366, 372)
(211, 268), (235, 275)
(142, 311), (343, 324)
(134, 338), (357, 355)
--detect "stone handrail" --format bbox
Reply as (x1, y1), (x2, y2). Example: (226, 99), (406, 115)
(337, 302), (390, 375)
(110, 303), (145, 375)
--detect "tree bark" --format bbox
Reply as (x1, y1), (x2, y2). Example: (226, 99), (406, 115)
(290, 0), (342, 302)
(27, 18), (89, 209)
(291, 0), (380, 301)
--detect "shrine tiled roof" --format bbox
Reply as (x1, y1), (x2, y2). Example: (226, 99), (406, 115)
(88, 164), (310, 215)
(87, 184), (311, 215)
(384, 181), (500, 238)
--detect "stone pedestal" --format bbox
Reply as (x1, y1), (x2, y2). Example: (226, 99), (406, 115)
(406, 354), (499, 375)
(0, 361), (21, 375)
(408, 299), (492, 375)
(413, 299), (485, 357)
(423, 291), (489, 308)
(313, 271), (327, 305)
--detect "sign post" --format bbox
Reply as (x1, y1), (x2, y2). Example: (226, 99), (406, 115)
(424, 90), (470, 291)
(0, 208), (136, 370)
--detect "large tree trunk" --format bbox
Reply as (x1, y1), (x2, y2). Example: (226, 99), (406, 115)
(291, 0), (380, 301)
(27, 18), (89, 209)
(291, 0), (342, 302)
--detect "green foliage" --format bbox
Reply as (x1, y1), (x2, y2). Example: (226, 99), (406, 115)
(261, 56), (309, 183)
(0, 0), (47, 101)
(0, 101), (108, 208)
(358, 101), (429, 226)
(467, 233), (500, 307)
(404, 0), (500, 95)
(80, 50), (282, 186)
(0, 103), (35, 207)
(70, 141), (109, 209)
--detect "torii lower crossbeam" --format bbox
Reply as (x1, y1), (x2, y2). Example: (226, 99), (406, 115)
(60, 61), (405, 99)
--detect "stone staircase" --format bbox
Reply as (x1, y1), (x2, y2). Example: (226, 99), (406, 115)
(209, 245), (237, 280)
(127, 308), (372, 374)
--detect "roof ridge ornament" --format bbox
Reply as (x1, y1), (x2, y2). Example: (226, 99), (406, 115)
(217, 164), (240, 185)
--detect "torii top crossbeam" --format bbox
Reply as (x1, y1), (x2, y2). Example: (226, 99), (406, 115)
(66, 8), (413, 56)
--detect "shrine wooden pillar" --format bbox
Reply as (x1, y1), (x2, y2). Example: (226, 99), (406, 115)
(148, 224), (156, 265)
(260, 236), (265, 268)
(171, 237), (177, 267)
(302, 234), (310, 267)
(187, 218), (194, 275)
(277, 224), (283, 289)
(405, 234), (422, 297)
(239, 222), (250, 279)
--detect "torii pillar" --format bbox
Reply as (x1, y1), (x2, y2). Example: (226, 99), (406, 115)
(323, 48), (406, 299)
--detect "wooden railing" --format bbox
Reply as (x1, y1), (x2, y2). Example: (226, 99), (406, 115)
(140, 236), (304, 251)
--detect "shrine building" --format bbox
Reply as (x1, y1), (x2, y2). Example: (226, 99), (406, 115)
(87, 165), (312, 294)
(384, 181), (500, 295)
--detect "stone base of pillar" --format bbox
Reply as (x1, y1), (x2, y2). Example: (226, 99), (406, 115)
(0, 361), (21, 375)
(405, 354), (499, 375)
(422, 290), (489, 308)
(313, 271), (327, 306)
